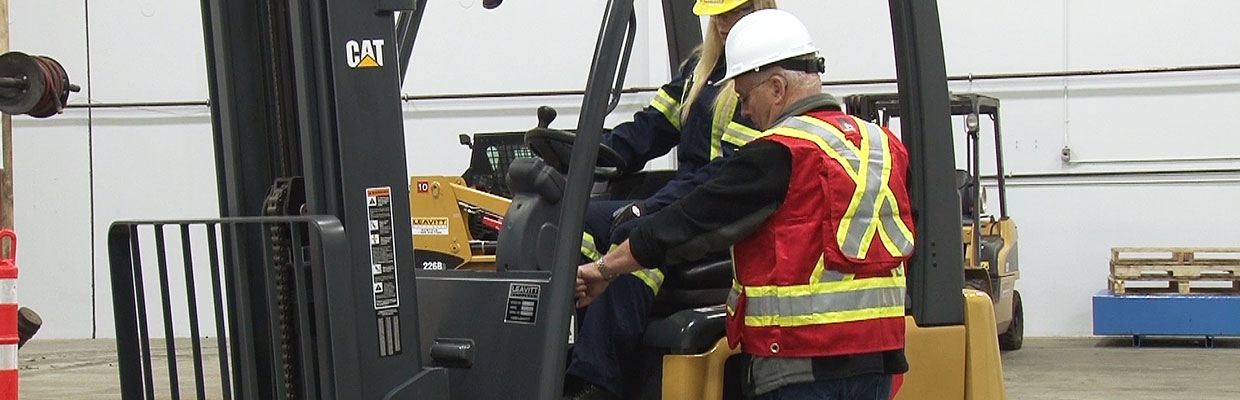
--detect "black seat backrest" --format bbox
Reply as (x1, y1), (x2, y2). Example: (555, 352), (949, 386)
(496, 157), (565, 271)
(979, 235), (1005, 277)
(652, 255), (734, 317)
(955, 169), (976, 220)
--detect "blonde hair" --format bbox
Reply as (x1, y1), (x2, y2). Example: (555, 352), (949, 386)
(680, 0), (778, 122)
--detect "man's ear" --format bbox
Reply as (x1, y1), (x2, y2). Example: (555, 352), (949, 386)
(770, 73), (788, 104)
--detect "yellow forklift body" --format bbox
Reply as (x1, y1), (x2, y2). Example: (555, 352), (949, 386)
(661, 290), (1006, 400)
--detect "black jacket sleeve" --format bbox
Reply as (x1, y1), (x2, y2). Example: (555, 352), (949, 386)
(628, 140), (792, 268)
(601, 56), (697, 174)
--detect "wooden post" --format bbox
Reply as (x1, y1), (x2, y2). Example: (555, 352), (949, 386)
(0, 0), (11, 232)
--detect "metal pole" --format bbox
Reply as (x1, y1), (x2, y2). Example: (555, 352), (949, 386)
(538, 0), (635, 398)
(395, 1), (427, 86)
(1, 0), (11, 232)
(991, 113), (1009, 218)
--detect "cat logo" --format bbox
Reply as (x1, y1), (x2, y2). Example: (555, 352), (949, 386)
(345, 39), (385, 69)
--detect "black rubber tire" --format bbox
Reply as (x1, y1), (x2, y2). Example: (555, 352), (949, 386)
(998, 290), (1024, 351)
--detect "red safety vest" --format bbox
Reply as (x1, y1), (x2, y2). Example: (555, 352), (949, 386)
(726, 110), (916, 358)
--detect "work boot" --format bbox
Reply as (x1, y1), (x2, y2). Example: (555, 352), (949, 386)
(563, 382), (619, 400)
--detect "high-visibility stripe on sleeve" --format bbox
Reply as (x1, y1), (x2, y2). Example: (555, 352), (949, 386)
(709, 90), (740, 159)
(631, 268), (665, 295)
(581, 232), (601, 261)
(650, 89), (682, 130)
(594, 242), (663, 294)
(721, 122), (762, 147)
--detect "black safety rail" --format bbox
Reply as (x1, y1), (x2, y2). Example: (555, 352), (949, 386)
(108, 216), (362, 400)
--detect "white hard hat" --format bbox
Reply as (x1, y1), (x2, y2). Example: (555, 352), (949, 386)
(720, 9), (820, 83)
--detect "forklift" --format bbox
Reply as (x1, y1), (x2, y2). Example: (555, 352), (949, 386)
(106, 0), (1006, 399)
(846, 93), (1024, 350)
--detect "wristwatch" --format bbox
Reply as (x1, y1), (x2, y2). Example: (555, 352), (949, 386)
(595, 258), (619, 281)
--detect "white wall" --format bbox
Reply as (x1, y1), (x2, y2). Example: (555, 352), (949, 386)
(9, 1), (1240, 339)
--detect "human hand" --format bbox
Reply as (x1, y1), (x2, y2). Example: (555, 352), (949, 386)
(575, 263), (610, 308)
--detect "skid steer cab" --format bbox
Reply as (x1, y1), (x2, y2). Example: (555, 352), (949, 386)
(410, 106), (743, 399)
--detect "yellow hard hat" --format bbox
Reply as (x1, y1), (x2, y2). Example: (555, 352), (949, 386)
(693, 0), (749, 16)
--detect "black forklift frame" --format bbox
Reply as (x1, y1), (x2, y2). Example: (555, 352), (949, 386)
(113, 0), (965, 398)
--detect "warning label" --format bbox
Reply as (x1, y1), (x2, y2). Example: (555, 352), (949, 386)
(366, 187), (400, 311)
(412, 217), (450, 236)
(504, 283), (541, 325)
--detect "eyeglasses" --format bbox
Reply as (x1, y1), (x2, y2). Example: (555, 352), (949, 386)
(736, 74), (779, 106)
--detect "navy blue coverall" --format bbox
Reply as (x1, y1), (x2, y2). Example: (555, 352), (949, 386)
(569, 54), (762, 398)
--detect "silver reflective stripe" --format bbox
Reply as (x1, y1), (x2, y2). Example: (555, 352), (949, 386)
(778, 117), (861, 172)
(840, 122), (889, 257)
(743, 286), (905, 318)
(817, 269), (848, 283)
(879, 200), (915, 255)
(727, 286), (740, 310)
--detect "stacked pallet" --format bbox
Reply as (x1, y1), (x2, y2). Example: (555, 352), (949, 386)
(1109, 247), (1240, 295)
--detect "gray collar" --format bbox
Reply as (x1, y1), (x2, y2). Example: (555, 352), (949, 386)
(773, 93), (842, 126)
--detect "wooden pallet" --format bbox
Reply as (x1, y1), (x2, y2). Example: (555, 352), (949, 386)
(1111, 247), (1240, 267)
(1109, 276), (1240, 295)
(1109, 247), (1240, 294)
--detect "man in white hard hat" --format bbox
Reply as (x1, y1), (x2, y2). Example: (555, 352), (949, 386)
(577, 9), (914, 399)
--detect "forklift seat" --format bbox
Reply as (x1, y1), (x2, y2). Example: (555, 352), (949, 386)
(979, 235), (1005, 278)
(643, 257), (734, 356)
(653, 258), (733, 317)
(955, 169), (976, 220)
(496, 157), (565, 271)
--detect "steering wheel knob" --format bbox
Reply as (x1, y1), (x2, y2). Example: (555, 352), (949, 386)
(537, 106), (557, 129)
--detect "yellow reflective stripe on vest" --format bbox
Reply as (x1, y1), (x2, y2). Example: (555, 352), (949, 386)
(709, 90), (740, 159)
(746, 274), (905, 297)
(745, 306), (906, 327)
(769, 116), (915, 258)
(741, 273), (905, 327)
(580, 232), (601, 261)
(650, 89), (682, 130)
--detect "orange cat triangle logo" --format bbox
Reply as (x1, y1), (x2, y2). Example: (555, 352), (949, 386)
(357, 54), (380, 68)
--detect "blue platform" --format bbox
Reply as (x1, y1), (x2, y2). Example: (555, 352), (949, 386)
(1092, 290), (1240, 345)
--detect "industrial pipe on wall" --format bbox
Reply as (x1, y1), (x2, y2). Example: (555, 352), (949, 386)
(63, 63), (1240, 110)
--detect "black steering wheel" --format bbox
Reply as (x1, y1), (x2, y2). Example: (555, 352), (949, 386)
(525, 106), (627, 179)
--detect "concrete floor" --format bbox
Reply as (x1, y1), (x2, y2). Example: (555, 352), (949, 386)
(17, 337), (1240, 399)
